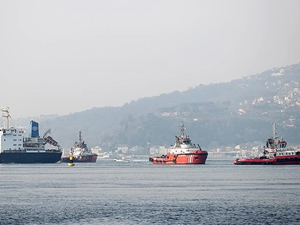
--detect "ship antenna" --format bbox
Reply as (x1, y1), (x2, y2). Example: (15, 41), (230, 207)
(79, 130), (82, 143)
(1, 107), (11, 129)
(272, 122), (278, 139)
(180, 122), (186, 137)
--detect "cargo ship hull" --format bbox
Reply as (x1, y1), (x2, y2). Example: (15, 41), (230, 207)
(61, 154), (97, 163)
(0, 151), (62, 163)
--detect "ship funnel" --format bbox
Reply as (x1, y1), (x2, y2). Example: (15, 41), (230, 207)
(30, 120), (39, 137)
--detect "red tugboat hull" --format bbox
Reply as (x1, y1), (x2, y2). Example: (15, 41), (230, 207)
(234, 155), (300, 165)
(150, 151), (208, 164)
(61, 154), (97, 163)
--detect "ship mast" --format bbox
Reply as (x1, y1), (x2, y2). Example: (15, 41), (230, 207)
(79, 130), (82, 143)
(180, 122), (186, 137)
(272, 122), (278, 139)
(1, 107), (11, 129)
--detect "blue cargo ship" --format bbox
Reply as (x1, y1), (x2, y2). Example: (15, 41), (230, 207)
(0, 108), (62, 163)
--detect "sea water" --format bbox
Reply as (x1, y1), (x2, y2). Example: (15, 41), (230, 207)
(0, 159), (300, 225)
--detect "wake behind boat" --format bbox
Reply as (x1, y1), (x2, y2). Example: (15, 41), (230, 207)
(0, 108), (62, 163)
(234, 123), (300, 165)
(149, 122), (208, 164)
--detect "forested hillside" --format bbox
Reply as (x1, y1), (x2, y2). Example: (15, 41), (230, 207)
(11, 63), (300, 150)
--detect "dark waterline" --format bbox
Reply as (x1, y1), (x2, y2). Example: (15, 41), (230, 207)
(1, 159), (300, 225)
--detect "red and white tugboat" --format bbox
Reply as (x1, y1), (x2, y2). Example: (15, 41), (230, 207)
(149, 122), (208, 164)
(61, 131), (97, 163)
(234, 123), (300, 165)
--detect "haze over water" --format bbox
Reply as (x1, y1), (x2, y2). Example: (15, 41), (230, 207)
(1, 159), (300, 225)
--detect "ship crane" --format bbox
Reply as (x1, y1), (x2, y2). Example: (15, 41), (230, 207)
(43, 129), (52, 138)
(1, 107), (11, 129)
(42, 129), (61, 149)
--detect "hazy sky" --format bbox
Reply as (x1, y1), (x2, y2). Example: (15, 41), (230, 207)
(1, 0), (300, 118)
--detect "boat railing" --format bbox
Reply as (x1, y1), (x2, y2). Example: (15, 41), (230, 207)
(45, 149), (62, 153)
(2, 149), (26, 153)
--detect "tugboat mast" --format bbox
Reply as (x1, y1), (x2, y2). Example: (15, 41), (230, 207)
(180, 122), (186, 137)
(1, 107), (11, 129)
(79, 130), (82, 143)
(272, 122), (278, 139)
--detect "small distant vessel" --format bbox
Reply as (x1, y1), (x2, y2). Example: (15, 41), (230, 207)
(0, 108), (62, 163)
(149, 122), (208, 164)
(114, 157), (130, 162)
(60, 131), (97, 163)
(234, 123), (300, 165)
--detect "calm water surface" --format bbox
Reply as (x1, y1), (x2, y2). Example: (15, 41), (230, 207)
(1, 159), (300, 225)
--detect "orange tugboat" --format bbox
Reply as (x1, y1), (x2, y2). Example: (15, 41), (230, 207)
(149, 122), (208, 164)
(61, 131), (97, 163)
(234, 123), (300, 165)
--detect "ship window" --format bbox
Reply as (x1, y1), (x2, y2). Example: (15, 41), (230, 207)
(18, 144), (22, 146)
(13, 134), (17, 136)
(13, 139), (17, 141)
(13, 144), (17, 146)
(19, 139), (22, 141)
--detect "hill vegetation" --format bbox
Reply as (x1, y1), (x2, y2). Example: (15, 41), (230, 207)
(11, 63), (300, 151)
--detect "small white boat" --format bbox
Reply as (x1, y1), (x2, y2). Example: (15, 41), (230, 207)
(114, 157), (130, 162)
